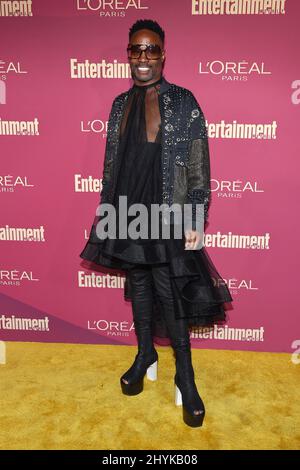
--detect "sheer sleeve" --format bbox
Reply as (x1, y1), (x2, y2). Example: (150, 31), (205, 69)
(187, 94), (211, 228)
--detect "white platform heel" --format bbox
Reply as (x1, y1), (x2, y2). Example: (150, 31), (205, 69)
(146, 360), (158, 381)
(175, 383), (183, 406)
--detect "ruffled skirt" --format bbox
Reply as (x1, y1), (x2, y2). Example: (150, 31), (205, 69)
(80, 216), (233, 340)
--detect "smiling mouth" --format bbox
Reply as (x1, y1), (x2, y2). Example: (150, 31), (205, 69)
(137, 66), (151, 72)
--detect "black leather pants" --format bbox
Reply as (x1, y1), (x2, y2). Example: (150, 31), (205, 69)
(127, 263), (191, 354)
(127, 263), (202, 417)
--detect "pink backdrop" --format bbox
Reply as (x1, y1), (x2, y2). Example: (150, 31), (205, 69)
(1, 0), (299, 353)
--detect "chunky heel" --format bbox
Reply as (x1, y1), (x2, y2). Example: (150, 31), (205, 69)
(146, 360), (158, 381)
(175, 384), (182, 406)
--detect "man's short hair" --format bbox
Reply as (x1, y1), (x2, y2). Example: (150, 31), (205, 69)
(129, 19), (165, 45)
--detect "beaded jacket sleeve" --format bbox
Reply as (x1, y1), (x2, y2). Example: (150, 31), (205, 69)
(186, 93), (211, 227)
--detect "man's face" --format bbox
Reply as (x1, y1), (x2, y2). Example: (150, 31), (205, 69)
(128, 29), (165, 85)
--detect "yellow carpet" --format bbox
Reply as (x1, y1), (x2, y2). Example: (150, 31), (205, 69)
(0, 341), (299, 450)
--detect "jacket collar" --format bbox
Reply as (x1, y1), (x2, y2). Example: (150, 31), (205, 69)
(159, 75), (171, 94)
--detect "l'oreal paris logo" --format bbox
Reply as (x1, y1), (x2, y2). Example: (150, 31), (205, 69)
(0, 270), (39, 286)
(0, 61), (27, 105)
(76, 0), (149, 14)
(211, 179), (264, 195)
(199, 61), (271, 79)
(0, 175), (34, 192)
(88, 320), (134, 336)
(0, 61), (27, 76)
(81, 119), (108, 135)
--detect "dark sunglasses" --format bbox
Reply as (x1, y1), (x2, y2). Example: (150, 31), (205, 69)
(127, 43), (163, 60)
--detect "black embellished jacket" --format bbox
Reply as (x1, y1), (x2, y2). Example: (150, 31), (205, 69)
(100, 75), (211, 226)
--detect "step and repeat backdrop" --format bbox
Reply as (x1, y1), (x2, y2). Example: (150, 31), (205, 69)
(0, 0), (299, 353)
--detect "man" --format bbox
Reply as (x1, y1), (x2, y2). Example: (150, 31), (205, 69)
(80, 19), (232, 428)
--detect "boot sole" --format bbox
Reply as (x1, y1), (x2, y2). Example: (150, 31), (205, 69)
(120, 378), (143, 395)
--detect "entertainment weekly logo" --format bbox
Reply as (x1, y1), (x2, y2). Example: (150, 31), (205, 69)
(191, 0), (287, 15)
(208, 120), (277, 139)
(191, 325), (265, 342)
(70, 58), (131, 79)
(211, 179), (264, 199)
(78, 271), (126, 289)
(76, 0), (149, 17)
(0, 0), (33, 16)
(0, 175), (34, 193)
(75, 174), (102, 193)
(0, 225), (45, 242)
(0, 118), (39, 135)
(204, 233), (270, 250)
(0, 314), (49, 332)
(0, 60), (27, 105)
(198, 60), (271, 82)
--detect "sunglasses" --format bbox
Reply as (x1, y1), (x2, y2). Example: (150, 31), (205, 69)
(127, 43), (163, 60)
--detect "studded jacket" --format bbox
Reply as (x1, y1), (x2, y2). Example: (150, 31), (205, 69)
(100, 75), (211, 227)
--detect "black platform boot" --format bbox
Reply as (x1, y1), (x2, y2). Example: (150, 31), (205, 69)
(160, 300), (205, 427)
(120, 317), (158, 396)
(173, 341), (205, 427)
